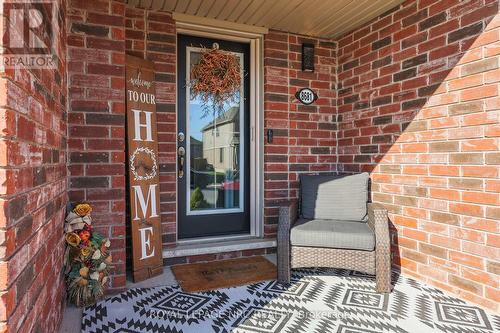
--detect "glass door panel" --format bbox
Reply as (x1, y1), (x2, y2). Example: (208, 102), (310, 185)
(177, 35), (250, 239)
(187, 48), (243, 215)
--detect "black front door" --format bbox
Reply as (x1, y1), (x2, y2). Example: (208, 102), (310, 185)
(177, 34), (250, 239)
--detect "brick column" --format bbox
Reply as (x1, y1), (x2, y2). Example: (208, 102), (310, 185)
(263, 31), (337, 236)
(67, 0), (127, 290)
(263, 31), (291, 233)
(287, 35), (337, 198)
(0, 0), (67, 331)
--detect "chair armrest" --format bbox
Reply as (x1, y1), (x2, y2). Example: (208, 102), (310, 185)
(277, 200), (298, 284)
(368, 203), (392, 293)
(278, 200), (298, 235)
(368, 203), (390, 246)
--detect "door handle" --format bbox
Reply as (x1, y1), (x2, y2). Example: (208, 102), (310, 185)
(178, 147), (185, 178)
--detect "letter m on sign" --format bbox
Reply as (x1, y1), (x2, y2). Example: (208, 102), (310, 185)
(132, 185), (159, 220)
(126, 55), (163, 282)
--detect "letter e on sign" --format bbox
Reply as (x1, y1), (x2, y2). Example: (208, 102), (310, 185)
(139, 227), (155, 260)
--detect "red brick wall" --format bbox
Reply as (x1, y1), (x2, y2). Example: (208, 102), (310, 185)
(67, 0), (127, 290)
(337, 0), (499, 311)
(65, 0), (498, 312)
(263, 31), (337, 234)
(0, 0), (67, 331)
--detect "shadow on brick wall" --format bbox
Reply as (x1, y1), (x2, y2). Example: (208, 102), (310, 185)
(336, 0), (499, 309)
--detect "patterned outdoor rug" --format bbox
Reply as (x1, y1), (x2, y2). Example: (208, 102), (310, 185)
(82, 268), (500, 333)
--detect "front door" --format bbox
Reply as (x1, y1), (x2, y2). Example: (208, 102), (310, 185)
(177, 34), (250, 239)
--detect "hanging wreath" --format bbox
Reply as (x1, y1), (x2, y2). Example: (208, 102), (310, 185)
(190, 46), (241, 116)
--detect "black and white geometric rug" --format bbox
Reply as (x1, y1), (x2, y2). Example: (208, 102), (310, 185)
(82, 268), (500, 333)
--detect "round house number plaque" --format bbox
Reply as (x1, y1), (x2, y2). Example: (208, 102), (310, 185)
(295, 88), (318, 105)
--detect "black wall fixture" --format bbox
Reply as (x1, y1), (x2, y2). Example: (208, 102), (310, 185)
(302, 43), (315, 72)
(267, 129), (273, 143)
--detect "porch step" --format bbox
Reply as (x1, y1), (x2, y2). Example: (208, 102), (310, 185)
(162, 238), (276, 259)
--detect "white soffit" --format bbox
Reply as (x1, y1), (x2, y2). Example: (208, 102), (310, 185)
(127, 0), (405, 39)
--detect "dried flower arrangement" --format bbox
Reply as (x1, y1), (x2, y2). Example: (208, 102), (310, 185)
(190, 47), (241, 116)
(64, 203), (112, 307)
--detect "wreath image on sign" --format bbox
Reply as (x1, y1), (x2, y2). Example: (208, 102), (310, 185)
(129, 146), (158, 181)
(190, 45), (242, 117)
(64, 203), (112, 307)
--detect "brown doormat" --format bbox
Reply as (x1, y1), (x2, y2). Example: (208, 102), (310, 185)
(172, 256), (277, 293)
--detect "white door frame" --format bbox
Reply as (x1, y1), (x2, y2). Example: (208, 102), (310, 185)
(174, 14), (266, 243)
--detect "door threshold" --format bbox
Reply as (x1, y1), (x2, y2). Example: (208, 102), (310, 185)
(162, 238), (276, 259)
(177, 233), (254, 245)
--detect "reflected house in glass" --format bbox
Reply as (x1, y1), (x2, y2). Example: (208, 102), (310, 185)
(190, 136), (203, 163)
(197, 106), (240, 209)
(201, 106), (240, 175)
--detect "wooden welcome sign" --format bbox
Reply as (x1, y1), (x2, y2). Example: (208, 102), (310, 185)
(125, 55), (163, 282)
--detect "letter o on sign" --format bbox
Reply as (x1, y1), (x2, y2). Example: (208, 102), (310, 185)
(295, 88), (318, 105)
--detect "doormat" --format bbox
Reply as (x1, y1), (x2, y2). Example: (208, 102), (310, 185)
(171, 256), (276, 292)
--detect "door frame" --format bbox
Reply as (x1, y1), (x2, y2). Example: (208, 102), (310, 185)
(174, 14), (266, 244)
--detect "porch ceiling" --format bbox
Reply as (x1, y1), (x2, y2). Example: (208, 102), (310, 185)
(126, 0), (405, 38)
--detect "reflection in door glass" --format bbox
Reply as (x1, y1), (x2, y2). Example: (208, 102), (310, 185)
(188, 50), (243, 213)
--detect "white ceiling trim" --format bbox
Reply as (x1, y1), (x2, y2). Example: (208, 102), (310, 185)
(173, 12), (269, 37)
(127, 0), (406, 39)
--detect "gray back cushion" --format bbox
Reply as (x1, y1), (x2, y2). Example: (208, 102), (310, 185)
(300, 173), (369, 221)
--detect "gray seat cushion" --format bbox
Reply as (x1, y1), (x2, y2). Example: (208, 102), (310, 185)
(300, 172), (369, 221)
(290, 218), (375, 251)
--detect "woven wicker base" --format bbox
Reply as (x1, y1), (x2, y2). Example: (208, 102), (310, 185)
(291, 246), (375, 275)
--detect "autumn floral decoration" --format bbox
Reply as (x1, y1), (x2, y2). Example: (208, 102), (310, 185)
(64, 203), (112, 307)
(190, 44), (242, 117)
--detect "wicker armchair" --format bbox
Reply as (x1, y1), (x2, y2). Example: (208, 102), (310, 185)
(277, 176), (392, 293)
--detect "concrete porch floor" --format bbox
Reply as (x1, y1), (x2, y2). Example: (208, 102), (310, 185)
(61, 253), (500, 333)
(59, 254), (278, 333)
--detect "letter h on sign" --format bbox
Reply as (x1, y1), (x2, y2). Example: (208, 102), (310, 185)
(132, 109), (153, 142)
